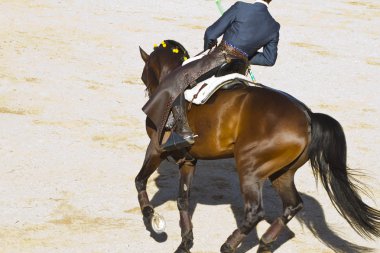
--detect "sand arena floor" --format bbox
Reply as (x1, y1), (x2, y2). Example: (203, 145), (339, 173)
(0, 0), (379, 252)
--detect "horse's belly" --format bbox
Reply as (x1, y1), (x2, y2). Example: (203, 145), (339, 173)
(187, 90), (249, 159)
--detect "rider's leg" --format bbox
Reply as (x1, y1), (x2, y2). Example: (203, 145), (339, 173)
(173, 93), (194, 142)
(161, 93), (195, 151)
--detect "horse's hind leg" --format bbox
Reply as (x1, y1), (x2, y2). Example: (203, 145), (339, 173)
(221, 173), (265, 253)
(175, 159), (197, 253)
(257, 168), (303, 253)
(135, 141), (165, 227)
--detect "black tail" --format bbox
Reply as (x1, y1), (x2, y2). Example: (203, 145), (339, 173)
(308, 112), (380, 239)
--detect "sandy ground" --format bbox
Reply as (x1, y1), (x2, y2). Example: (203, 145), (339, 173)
(0, 0), (380, 252)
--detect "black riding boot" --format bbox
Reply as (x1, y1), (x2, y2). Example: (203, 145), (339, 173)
(161, 94), (195, 152)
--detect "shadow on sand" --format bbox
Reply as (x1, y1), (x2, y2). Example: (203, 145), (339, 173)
(149, 159), (372, 253)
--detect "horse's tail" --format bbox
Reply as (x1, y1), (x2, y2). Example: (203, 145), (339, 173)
(308, 112), (380, 239)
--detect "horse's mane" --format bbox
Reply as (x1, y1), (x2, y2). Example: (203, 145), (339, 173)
(143, 40), (190, 97)
(154, 40), (190, 60)
(164, 40), (190, 59)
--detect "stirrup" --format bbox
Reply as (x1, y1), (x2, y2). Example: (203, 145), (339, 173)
(161, 132), (196, 152)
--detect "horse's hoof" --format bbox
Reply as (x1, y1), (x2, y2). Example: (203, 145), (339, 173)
(151, 212), (166, 234)
(257, 240), (273, 253)
(174, 245), (191, 253)
(174, 236), (193, 253)
(220, 243), (235, 253)
(257, 250), (272, 253)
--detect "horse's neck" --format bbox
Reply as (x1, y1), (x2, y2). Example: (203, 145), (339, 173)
(155, 55), (182, 83)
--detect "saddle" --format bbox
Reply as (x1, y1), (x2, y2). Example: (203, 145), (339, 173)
(195, 58), (247, 82)
(184, 59), (253, 105)
(165, 58), (253, 130)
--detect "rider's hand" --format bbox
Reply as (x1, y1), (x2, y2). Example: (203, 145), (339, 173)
(204, 39), (217, 51)
(208, 39), (217, 49)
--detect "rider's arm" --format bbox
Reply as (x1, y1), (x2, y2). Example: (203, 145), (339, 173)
(250, 32), (279, 66)
(203, 2), (238, 50)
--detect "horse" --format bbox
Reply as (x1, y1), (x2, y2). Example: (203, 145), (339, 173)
(135, 40), (380, 253)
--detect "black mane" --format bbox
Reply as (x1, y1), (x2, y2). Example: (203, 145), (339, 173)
(155, 39), (190, 60)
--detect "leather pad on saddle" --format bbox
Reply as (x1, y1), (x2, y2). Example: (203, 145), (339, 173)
(184, 73), (253, 105)
(195, 65), (222, 84)
(195, 58), (247, 84)
(215, 59), (247, 77)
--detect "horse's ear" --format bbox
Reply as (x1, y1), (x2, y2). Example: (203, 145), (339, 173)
(139, 46), (149, 63)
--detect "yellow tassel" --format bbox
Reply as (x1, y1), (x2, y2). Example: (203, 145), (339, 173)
(183, 56), (188, 61)
(172, 48), (179, 53)
(153, 43), (158, 48)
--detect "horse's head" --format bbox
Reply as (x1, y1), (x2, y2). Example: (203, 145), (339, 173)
(139, 40), (190, 96)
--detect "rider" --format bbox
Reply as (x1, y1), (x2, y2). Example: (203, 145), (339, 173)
(142, 0), (280, 151)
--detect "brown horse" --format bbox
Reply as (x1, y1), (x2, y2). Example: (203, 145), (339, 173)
(135, 40), (380, 253)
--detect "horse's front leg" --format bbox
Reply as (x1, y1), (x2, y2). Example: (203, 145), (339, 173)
(175, 159), (197, 253)
(135, 140), (166, 233)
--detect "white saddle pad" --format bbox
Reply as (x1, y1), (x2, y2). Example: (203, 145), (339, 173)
(184, 73), (253, 105)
